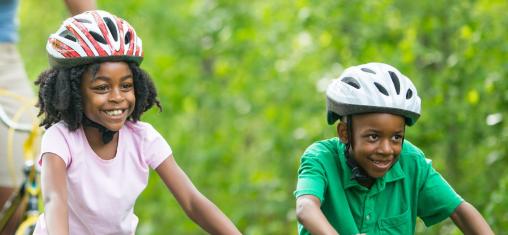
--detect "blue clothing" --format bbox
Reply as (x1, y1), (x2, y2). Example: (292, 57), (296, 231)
(0, 0), (19, 43)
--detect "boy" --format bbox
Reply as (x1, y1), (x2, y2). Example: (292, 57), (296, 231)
(294, 62), (493, 234)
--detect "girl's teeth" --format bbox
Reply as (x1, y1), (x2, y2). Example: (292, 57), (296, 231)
(105, 110), (123, 116)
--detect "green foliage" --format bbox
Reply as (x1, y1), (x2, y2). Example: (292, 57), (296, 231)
(19, 0), (508, 234)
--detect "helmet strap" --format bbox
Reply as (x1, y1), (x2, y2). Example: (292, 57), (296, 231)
(82, 115), (118, 144)
(344, 115), (375, 186)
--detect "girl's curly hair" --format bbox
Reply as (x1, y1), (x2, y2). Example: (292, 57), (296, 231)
(35, 62), (161, 130)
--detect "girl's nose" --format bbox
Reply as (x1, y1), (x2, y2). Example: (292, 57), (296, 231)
(108, 88), (124, 102)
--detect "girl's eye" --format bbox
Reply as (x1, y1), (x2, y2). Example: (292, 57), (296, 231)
(93, 85), (109, 92)
(392, 135), (404, 142)
(121, 83), (133, 90)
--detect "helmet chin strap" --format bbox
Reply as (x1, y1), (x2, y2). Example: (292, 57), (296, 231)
(344, 115), (375, 185)
(82, 115), (117, 144)
(345, 148), (375, 185)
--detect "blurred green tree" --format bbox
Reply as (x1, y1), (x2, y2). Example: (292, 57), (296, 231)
(19, 0), (508, 234)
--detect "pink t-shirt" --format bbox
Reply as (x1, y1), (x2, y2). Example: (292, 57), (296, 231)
(33, 121), (171, 235)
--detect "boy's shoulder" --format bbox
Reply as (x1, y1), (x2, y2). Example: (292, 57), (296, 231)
(399, 140), (431, 170)
(400, 140), (426, 160)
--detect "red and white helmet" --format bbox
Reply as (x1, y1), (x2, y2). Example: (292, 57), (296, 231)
(46, 10), (143, 68)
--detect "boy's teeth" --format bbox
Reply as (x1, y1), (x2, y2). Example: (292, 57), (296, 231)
(105, 110), (123, 116)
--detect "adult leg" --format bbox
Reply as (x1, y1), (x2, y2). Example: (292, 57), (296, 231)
(0, 44), (37, 235)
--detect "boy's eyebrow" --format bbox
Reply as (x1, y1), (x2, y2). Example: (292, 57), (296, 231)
(362, 128), (405, 134)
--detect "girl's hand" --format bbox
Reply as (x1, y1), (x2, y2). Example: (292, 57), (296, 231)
(156, 156), (241, 235)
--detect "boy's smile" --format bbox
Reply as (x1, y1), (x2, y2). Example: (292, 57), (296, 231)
(81, 62), (135, 132)
(339, 113), (405, 179)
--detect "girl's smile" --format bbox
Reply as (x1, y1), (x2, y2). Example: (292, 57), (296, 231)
(81, 62), (136, 132)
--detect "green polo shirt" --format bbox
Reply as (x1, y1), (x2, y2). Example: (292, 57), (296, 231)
(294, 138), (463, 235)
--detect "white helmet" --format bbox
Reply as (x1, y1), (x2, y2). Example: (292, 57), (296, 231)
(326, 62), (421, 125)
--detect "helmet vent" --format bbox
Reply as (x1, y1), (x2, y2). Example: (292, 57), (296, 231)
(374, 82), (389, 96)
(406, 89), (413, 99)
(361, 67), (376, 74)
(341, 77), (360, 89)
(59, 30), (77, 42)
(103, 17), (118, 41)
(90, 31), (107, 44)
(76, 18), (92, 24)
(125, 32), (131, 44)
(389, 71), (400, 94)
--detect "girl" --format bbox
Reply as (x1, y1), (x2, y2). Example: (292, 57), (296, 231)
(294, 62), (493, 234)
(33, 10), (241, 234)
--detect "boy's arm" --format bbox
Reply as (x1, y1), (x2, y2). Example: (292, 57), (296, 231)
(450, 201), (494, 235)
(155, 156), (241, 235)
(296, 195), (339, 235)
(64, 0), (96, 16)
(41, 153), (69, 235)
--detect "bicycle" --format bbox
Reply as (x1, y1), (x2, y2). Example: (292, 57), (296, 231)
(0, 88), (42, 235)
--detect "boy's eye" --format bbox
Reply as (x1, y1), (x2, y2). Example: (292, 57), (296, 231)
(367, 134), (379, 141)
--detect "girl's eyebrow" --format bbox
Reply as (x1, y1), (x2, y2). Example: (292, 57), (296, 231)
(121, 75), (134, 81)
(92, 74), (133, 82)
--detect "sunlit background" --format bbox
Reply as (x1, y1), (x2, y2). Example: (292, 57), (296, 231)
(18, 0), (508, 234)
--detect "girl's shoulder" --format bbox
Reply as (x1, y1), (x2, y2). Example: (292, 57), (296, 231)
(123, 120), (163, 140)
(43, 121), (81, 139)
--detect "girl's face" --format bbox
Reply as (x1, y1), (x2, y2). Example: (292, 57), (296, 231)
(81, 62), (135, 131)
(339, 113), (405, 179)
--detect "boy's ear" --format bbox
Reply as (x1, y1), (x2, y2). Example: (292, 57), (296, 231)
(337, 122), (348, 144)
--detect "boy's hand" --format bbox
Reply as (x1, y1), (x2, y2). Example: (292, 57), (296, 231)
(450, 201), (494, 235)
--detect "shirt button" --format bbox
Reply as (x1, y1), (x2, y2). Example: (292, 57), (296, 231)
(366, 214), (370, 221)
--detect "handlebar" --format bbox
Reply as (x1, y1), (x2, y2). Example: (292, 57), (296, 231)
(0, 88), (35, 133)
(0, 105), (32, 133)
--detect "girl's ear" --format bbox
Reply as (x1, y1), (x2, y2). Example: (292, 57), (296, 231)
(337, 122), (348, 144)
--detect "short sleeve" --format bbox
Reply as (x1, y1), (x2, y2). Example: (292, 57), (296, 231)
(38, 125), (71, 167)
(417, 159), (463, 226)
(294, 152), (327, 202)
(143, 124), (172, 169)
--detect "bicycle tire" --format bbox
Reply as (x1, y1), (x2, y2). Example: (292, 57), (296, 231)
(0, 185), (25, 230)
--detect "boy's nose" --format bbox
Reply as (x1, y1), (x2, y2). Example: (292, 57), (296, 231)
(377, 139), (395, 155)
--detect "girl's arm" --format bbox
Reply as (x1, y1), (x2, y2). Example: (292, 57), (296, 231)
(156, 156), (241, 235)
(450, 201), (494, 235)
(296, 195), (339, 235)
(41, 153), (69, 235)
(64, 0), (96, 15)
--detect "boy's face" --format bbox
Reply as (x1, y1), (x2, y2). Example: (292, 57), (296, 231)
(81, 62), (136, 131)
(338, 113), (405, 178)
